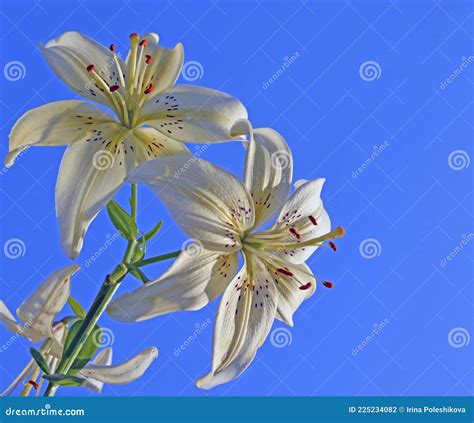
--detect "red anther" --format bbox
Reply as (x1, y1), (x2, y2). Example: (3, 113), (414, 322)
(145, 54), (153, 64)
(329, 241), (337, 252)
(308, 215), (317, 226)
(86, 64), (95, 73)
(144, 83), (155, 94)
(28, 380), (39, 390)
(276, 268), (294, 277)
(109, 85), (120, 92)
(299, 282), (312, 290)
(322, 281), (334, 289)
(289, 227), (301, 240)
(139, 39), (148, 47)
(109, 44), (116, 52)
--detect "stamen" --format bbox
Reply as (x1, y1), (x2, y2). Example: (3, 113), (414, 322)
(144, 83), (155, 94)
(289, 227), (301, 240)
(139, 39), (148, 47)
(276, 268), (293, 277)
(322, 281), (334, 288)
(109, 44), (116, 52)
(329, 241), (337, 252)
(145, 54), (153, 64)
(109, 84), (120, 92)
(86, 64), (95, 73)
(299, 282), (312, 290)
(28, 380), (39, 390)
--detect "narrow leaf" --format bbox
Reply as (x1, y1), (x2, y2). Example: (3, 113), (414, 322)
(106, 200), (138, 240)
(43, 374), (86, 387)
(138, 221), (163, 243)
(68, 295), (86, 318)
(29, 347), (50, 374)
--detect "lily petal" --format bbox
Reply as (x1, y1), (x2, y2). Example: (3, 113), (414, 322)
(140, 85), (247, 142)
(80, 347), (158, 385)
(55, 125), (134, 258)
(40, 31), (126, 108)
(238, 120), (293, 228)
(6, 101), (115, 167)
(108, 250), (238, 322)
(196, 254), (277, 389)
(0, 301), (40, 341)
(259, 178), (331, 264)
(127, 156), (254, 252)
(80, 347), (113, 394)
(262, 258), (316, 326)
(17, 265), (80, 331)
(132, 127), (190, 161)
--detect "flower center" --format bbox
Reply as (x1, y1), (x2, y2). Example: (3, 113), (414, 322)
(86, 33), (156, 129)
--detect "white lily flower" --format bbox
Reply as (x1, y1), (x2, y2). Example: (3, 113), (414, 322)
(79, 346), (158, 388)
(107, 120), (344, 389)
(0, 264), (79, 356)
(6, 31), (247, 258)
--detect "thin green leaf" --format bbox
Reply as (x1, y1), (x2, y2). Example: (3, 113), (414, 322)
(106, 200), (138, 241)
(68, 296), (86, 318)
(128, 265), (150, 283)
(29, 347), (50, 374)
(138, 221), (163, 243)
(43, 374), (86, 387)
(63, 320), (102, 375)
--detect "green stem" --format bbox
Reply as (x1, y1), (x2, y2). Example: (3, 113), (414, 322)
(44, 185), (139, 397)
(136, 250), (181, 267)
(131, 184), (137, 222)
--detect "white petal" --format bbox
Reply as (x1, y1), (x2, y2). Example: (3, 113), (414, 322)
(133, 34), (184, 100)
(132, 126), (190, 161)
(108, 250), (238, 322)
(80, 347), (113, 393)
(80, 347), (158, 385)
(127, 156), (254, 252)
(264, 259), (316, 326)
(55, 125), (133, 258)
(41, 31), (126, 108)
(196, 255), (277, 389)
(16, 265), (79, 340)
(242, 123), (293, 228)
(259, 178), (331, 264)
(140, 85), (247, 142)
(6, 101), (115, 166)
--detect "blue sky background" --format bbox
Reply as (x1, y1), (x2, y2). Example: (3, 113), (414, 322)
(0, 0), (472, 397)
